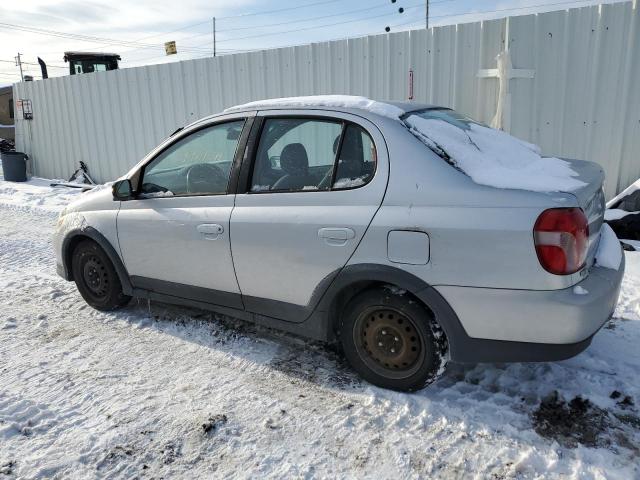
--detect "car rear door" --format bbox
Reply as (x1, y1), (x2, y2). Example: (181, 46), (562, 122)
(230, 110), (389, 321)
(116, 115), (251, 309)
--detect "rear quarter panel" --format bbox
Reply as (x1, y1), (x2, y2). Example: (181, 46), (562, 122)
(349, 117), (584, 290)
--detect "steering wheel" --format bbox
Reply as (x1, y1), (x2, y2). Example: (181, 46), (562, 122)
(186, 163), (227, 194)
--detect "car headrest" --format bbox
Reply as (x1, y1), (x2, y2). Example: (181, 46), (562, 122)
(280, 143), (309, 176)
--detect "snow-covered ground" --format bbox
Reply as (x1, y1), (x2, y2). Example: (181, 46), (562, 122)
(0, 175), (639, 479)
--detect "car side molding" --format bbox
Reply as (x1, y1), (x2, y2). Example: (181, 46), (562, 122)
(58, 244), (598, 364)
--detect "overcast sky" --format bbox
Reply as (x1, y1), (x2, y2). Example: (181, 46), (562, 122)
(0, 0), (628, 85)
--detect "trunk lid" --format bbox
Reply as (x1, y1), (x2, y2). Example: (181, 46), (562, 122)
(560, 158), (606, 267)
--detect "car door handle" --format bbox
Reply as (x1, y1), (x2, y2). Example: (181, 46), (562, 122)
(318, 227), (355, 246)
(197, 223), (224, 240)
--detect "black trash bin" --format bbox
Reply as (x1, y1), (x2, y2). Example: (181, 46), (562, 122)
(1, 151), (28, 182)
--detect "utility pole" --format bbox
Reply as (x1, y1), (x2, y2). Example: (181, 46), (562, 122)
(426, 0), (429, 30)
(15, 52), (24, 81)
(214, 17), (217, 57)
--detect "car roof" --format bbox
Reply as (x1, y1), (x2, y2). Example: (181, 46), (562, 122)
(223, 100), (439, 116)
(189, 98), (443, 130)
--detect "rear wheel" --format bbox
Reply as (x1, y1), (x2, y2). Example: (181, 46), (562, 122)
(340, 287), (447, 391)
(71, 240), (131, 311)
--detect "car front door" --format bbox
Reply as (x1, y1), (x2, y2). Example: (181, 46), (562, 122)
(230, 111), (389, 321)
(116, 117), (249, 309)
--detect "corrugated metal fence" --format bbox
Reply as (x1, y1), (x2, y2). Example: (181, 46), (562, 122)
(13, 0), (640, 197)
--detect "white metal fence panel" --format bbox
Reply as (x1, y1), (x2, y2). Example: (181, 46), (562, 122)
(13, 1), (640, 197)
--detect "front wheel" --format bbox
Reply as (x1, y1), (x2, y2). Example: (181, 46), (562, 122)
(71, 240), (131, 311)
(340, 287), (447, 392)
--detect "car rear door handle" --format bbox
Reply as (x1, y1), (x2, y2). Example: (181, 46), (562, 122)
(318, 227), (355, 246)
(197, 223), (224, 240)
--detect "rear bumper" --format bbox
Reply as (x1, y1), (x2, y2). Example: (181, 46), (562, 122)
(435, 250), (625, 363)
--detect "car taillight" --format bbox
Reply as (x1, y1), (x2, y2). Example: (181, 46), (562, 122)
(533, 208), (589, 275)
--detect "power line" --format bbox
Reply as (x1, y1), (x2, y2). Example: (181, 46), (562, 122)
(216, 0), (458, 34)
(129, 0), (346, 43)
(130, 1), (440, 61)
(206, 0), (461, 46)
(196, 15), (430, 55)
(0, 22), (212, 54)
(119, 0), (436, 54)
(352, 0), (616, 31)
(123, 3), (426, 57)
(169, 1), (424, 45)
(209, 5), (424, 45)
(132, 20), (212, 43)
(219, 1), (413, 32)
(426, 0), (617, 23)
(217, 0), (344, 20)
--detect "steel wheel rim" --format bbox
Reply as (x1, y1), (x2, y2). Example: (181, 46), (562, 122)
(353, 306), (425, 380)
(82, 255), (109, 299)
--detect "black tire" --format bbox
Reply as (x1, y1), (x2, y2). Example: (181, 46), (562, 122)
(339, 287), (447, 392)
(71, 240), (131, 311)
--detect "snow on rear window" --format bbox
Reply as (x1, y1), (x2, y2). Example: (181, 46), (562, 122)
(405, 110), (586, 193)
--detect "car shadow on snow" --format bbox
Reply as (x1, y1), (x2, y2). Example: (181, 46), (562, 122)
(114, 298), (363, 392)
(106, 298), (640, 454)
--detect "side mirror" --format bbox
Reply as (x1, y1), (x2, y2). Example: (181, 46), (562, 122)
(112, 179), (133, 201)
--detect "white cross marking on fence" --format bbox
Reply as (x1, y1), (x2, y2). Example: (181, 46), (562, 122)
(477, 19), (535, 132)
(477, 52), (535, 132)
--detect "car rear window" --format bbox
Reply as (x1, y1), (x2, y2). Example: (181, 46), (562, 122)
(404, 108), (481, 130)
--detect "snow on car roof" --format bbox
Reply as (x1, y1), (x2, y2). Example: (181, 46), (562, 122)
(224, 95), (415, 119)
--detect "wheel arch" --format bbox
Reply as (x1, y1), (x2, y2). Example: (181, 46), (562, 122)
(61, 227), (133, 295)
(318, 264), (467, 360)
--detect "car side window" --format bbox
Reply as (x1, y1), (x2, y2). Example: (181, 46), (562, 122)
(250, 118), (376, 193)
(139, 120), (245, 197)
(251, 118), (342, 192)
(332, 124), (376, 190)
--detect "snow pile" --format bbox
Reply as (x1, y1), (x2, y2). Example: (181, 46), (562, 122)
(405, 116), (586, 192)
(595, 224), (623, 270)
(573, 285), (589, 295)
(224, 95), (405, 119)
(605, 208), (634, 221)
(0, 174), (83, 214)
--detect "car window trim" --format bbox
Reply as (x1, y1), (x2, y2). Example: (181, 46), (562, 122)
(329, 122), (348, 189)
(330, 123), (378, 192)
(237, 114), (377, 195)
(133, 117), (250, 199)
(244, 115), (345, 195)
